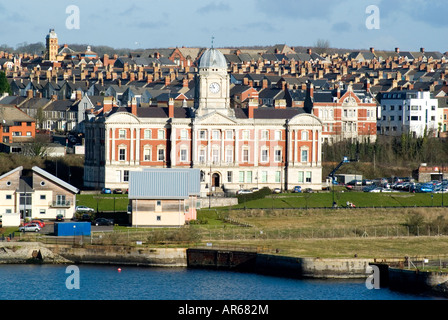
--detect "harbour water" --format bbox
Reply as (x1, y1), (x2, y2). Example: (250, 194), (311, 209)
(0, 264), (441, 300)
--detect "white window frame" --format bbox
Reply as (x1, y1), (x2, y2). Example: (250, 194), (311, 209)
(180, 129), (188, 140)
(301, 148), (308, 163)
(212, 130), (220, 140)
(274, 149), (282, 162)
(261, 130), (269, 141)
(242, 147), (249, 163)
(119, 147), (126, 161)
(180, 148), (188, 162)
(274, 130), (282, 141)
(301, 130), (309, 141)
(198, 148), (206, 163)
(261, 148), (269, 162)
(157, 147), (165, 161)
(144, 129), (152, 139)
(225, 148), (233, 163)
(143, 146), (151, 161)
(242, 130), (250, 140)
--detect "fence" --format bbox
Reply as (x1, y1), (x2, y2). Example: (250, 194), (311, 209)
(3, 223), (448, 247)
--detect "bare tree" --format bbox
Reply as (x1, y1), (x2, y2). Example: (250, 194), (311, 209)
(23, 134), (51, 157)
(314, 39), (330, 55)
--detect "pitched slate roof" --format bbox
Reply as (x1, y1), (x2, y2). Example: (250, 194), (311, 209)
(0, 96), (27, 105)
(32, 166), (79, 194)
(234, 107), (306, 119)
(0, 105), (35, 125)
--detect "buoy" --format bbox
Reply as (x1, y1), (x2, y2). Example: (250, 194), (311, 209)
(118, 268), (122, 272)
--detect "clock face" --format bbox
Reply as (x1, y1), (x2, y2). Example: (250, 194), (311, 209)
(209, 82), (220, 94)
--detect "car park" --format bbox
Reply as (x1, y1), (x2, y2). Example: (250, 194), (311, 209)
(75, 205), (95, 213)
(19, 224), (41, 232)
(93, 218), (114, 226)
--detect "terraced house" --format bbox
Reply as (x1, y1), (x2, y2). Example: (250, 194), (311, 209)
(84, 47), (323, 195)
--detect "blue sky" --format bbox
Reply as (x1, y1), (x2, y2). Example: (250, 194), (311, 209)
(1, 0), (447, 52)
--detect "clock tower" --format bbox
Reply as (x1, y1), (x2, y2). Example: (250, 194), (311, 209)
(195, 47), (231, 117)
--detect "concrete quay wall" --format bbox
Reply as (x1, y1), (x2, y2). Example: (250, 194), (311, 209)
(388, 267), (448, 296)
(0, 242), (187, 267)
(186, 249), (373, 279)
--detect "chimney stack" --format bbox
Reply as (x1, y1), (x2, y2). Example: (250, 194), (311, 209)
(130, 97), (137, 115)
(26, 90), (33, 99)
(75, 90), (82, 101)
(103, 96), (113, 113)
(274, 99), (287, 109)
(262, 79), (268, 89)
(168, 98), (174, 118)
(307, 82), (314, 98)
(248, 99), (258, 118)
(370, 47), (375, 53)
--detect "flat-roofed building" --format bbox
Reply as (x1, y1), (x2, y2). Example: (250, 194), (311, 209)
(128, 168), (200, 227)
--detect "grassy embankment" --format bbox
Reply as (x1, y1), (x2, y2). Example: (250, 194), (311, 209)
(4, 192), (447, 260)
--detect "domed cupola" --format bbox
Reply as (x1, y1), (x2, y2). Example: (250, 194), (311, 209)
(199, 48), (227, 70)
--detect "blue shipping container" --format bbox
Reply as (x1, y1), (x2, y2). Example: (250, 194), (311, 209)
(54, 222), (91, 236)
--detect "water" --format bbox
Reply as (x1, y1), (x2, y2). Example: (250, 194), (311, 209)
(0, 264), (440, 300)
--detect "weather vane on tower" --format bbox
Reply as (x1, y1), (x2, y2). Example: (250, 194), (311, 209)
(211, 36), (215, 49)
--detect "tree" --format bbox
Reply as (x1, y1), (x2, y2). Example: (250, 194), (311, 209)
(23, 134), (51, 157)
(0, 71), (11, 95)
(314, 39), (330, 55)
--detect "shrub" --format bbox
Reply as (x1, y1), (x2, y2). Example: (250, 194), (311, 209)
(404, 212), (425, 235)
(237, 187), (271, 204)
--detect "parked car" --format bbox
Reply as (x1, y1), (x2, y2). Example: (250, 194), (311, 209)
(81, 214), (92, 222)
(93, 218), (114, 226)
(75, 205), (95, 213)
(101, 188), (112, 194)
(19, 224), (41, 232)
(31, 219), (45, 227)
(56, 214), (64, 221)
(250, 187), (260, 192)
(273, 188), (281, 194)
(292, 186), (302, 193)
(303, 188), (314, 193)
(26, 220), (45, 228)
(237, 189), (252, 195)
(113, 189), (123, 194)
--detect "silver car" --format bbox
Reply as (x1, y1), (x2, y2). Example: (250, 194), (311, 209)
(19, 224), (41, 232)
